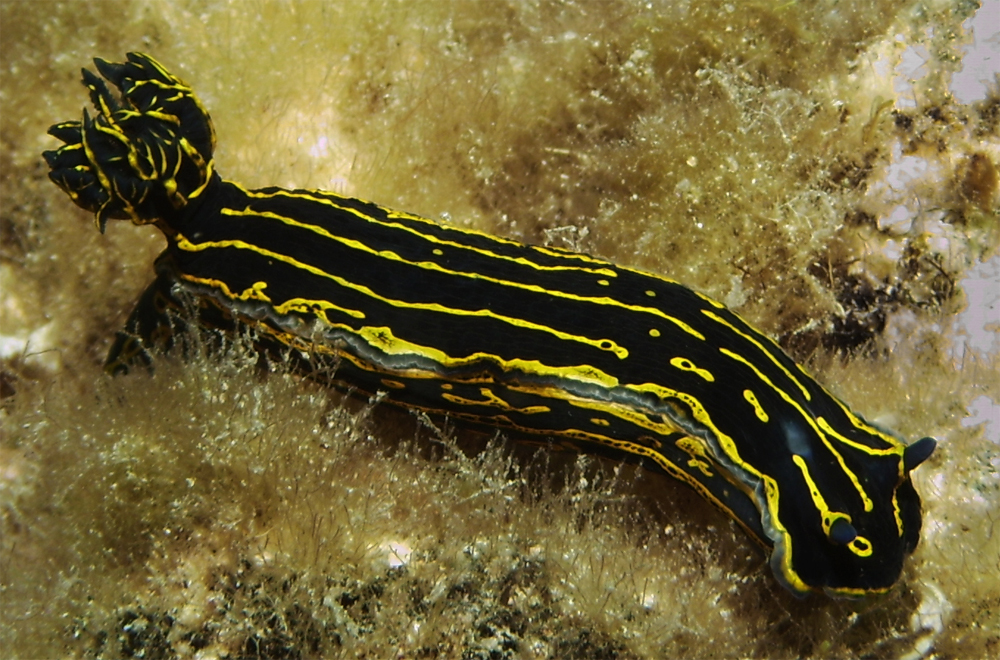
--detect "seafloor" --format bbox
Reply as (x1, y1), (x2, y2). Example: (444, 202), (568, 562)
(1, 1), (998, 658)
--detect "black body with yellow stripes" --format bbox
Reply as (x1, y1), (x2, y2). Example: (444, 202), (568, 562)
(43, 53), (936, 598)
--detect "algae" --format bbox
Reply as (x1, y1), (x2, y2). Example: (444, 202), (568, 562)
(1, 1), (997, 657)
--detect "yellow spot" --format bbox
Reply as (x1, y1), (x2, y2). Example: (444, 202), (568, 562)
(848, 536), (873, 557)
(648, 328), (661, 338)
(645, 290), (656, 297)
(675, 436), (715, 477)
(669, 357), (714, 382)
(238, 281), (271, 301)
(598, 279), (610, 286)
(440, 383), (453, 390)
(687, 458), (714, 477)
(743, 389), (769, 422)
(433, 248), (443, 256)
(590, 418), (610, 427)
(380, 379), (406, 389)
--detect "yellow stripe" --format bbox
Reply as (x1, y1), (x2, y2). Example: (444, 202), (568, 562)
(222, 204), (706, 343)
(702, 309), (811, 401)
(175, 232), (627, 359)
(243, 187), (620, 277)
(718, 347), (874, 512)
